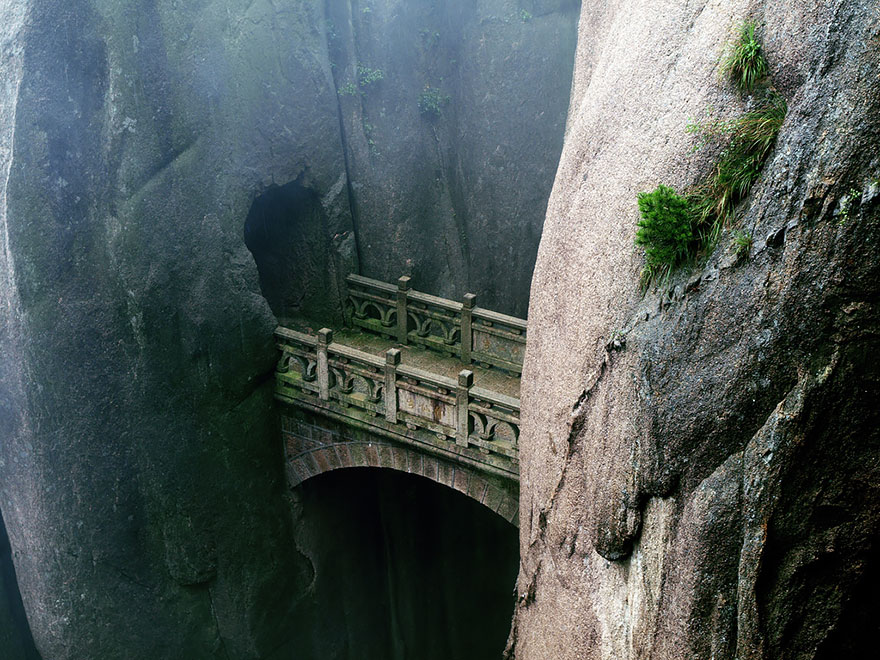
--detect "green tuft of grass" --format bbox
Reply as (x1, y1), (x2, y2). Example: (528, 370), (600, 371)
(731, 230), (753, 260)
(721, 20), (769, 93)
(688, 92), (787, 245)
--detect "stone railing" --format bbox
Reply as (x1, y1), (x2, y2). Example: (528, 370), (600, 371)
(345, 273), (527, 374)
(274, 326), (520, 480)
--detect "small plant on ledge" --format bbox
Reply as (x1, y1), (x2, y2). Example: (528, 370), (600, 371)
(836, 188), (861, 225)
(338, 81), (357, 96)
(357, 65), (385, 87)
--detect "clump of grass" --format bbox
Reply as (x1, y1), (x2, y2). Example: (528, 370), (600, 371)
(637, 95), (786, 287)
(731, 229), (753, 260)
(635, 22), (786, 289)
(635, 185), (694, 286)
(688, 92), (787, 246)
(721, 20), (769, 93)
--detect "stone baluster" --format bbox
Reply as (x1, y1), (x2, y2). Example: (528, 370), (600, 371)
(461, 293), (476, 365)
(396, 276), (410, 345)
(384, 348), (401, 423)
(317, 328), (333, 401)
(456, 369), (473, 447)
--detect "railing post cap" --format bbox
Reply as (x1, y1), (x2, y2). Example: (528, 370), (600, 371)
(463, 293), (477, 308)
(317, 328), (333, 343)
(385, 348), (401, 364)
(398, 276), (411, 291)
(458, 370), (474, 388)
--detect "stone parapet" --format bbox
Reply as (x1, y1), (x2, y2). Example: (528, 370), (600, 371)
(345, 273), (527, 374)
(274, 325), (520, 482)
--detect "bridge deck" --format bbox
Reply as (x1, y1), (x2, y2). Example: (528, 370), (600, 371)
(278, 318), (521, 401)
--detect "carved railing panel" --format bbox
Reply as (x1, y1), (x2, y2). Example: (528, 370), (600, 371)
(326, 343), (386, 417)
(345, 274), (526, 374)
(406, 291), (462, 358)
(468, 387), (520, 459)
(346, 275), (398, 339)
(275, 328), (320, 399)
(274, 326), (520, 480)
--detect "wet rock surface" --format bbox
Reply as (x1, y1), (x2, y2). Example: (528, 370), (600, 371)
(326, 0), (579, 316)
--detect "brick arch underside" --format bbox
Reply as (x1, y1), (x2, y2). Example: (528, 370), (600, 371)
(286, 441), (519, 527)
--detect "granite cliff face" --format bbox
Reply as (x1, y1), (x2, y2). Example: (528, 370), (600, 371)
(0, 0), (576, 657)
(512, 1), (880, 658)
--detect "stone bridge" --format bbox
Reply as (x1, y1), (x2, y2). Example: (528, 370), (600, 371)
(275, 274), (526, 526)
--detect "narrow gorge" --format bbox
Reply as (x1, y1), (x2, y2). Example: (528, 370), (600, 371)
(1, 1), (877, 659)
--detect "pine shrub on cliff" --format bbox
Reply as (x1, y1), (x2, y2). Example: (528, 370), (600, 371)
(635, 185), (693, 285)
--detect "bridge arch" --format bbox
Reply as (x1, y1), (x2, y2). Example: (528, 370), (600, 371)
(285, 439), (519, 527)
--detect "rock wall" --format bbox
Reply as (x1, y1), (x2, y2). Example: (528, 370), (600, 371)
(1, 0), (332, 656)
(0, 0), (577, 657)
(512, 1), (880, 659)
(0, 3), (41, 657)
(327, 0), (579, 316)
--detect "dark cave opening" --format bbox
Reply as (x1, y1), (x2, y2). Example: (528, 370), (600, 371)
(290, 467), (519, 660)
(244, 178), (342, 326)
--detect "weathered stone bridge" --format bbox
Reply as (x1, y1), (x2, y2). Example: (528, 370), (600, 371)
(275, 274), (526, 526)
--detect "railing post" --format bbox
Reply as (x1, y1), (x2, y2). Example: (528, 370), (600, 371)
(384, 348), (400, 423)
(461, 293), (476, 365)
(397, 276), (410, 345)
(317, 328), (333, 401)
(456, 369), (473, 447)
